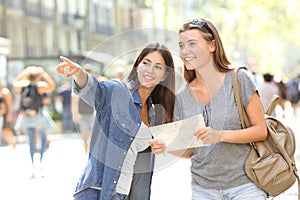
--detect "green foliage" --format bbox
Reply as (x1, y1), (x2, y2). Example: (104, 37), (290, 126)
(165, 0), (300, 77)
(48, 110), (62, 121)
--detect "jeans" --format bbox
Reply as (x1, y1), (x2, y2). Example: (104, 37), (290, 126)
(62, 106), (74, 132)
(27, 127), (47, 164)
(192, 182), (267, 200)
(74, 188), (127, 200)
(125, 147), (154, 200)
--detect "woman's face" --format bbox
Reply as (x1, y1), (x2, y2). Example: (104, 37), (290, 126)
(179, 29), (215, 70)
(137, 51), (168, 89)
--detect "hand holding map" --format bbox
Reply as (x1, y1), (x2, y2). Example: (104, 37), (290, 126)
(150, 114), (209, 151)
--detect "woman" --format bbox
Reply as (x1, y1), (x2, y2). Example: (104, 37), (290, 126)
(13, 66), (56, 176)
(150, 18), (268, 199)
(56, 42), (175, 200)
(0, 81), (16, 148)
(0, 95), (5, 131)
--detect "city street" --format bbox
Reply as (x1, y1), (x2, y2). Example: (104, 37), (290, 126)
(0, 116), (300, 200)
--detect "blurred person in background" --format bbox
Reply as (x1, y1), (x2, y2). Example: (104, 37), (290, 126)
(71, 66), (98, 154)
(34, 92), (56, 152)
(0, 81), (17, 149)
(56, 81), (74, 133)
(286, 74), (300, 117)
(13, 66), (56, 177)
(277, 79), (291, 118)
(258, 73), (279, 116)
(0, 94), (6, 135)
(114, 65), (125, 81)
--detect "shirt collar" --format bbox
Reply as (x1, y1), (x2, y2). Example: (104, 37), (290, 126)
(131, 89), (142, 105)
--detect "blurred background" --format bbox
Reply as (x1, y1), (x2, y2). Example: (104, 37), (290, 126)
(1, 0), (300, 85)
(1, 0), (300, 199)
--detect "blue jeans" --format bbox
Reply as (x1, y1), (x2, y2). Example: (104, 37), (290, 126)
(27, 127), (47, 164)
(73, 188), (127, 200)
(62, 106), (74, 132)
(192, 182), (267, 200)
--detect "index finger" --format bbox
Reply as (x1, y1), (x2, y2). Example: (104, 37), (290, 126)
(60, 56), (74, 65)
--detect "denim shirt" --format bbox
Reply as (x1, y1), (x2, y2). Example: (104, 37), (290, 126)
(73, 74), (155, 200)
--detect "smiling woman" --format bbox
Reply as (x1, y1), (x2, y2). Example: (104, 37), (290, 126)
(150, 18), (268, 200)
(136, 51), (168, 89)
(56, 42), (175, 200)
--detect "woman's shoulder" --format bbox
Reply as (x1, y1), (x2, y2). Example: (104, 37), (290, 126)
(175, 83), (191, 102)
(228, 67), (254, 85)
(97, 80), (130, 97)
(176, 82), (189, 95)
(236, 67), (253, 78)
(100, 79), (127, 89)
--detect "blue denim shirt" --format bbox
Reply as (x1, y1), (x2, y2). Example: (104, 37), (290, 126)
(73, 74), (155, 200)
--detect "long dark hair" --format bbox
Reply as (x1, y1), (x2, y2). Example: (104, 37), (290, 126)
(179, 18), (233, 83)
(127, 42), (175, 123)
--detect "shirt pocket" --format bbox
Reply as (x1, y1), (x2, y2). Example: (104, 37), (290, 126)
(111, 112), (136, 142)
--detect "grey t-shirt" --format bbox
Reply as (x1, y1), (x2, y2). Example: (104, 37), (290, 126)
(174, 69), (257, 190)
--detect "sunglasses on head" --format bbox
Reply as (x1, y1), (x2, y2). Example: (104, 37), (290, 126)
(185, 19), (214, 39)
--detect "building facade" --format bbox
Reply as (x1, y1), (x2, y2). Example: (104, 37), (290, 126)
(0, 0), (154, 83)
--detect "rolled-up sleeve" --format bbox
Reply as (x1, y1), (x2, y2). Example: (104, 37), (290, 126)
(72, 73), (98, 107)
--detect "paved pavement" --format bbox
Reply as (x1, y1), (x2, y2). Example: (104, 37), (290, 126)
(0, 133), (87, 200)
(0, 116), (300, 200)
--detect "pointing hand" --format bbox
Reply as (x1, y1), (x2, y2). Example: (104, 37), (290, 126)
(56, 56), (81, 78)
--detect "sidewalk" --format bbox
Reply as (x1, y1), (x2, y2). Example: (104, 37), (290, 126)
(0, 131), (80, 147)
(0, 132), (86, 200)
(0, 116), (299, 199)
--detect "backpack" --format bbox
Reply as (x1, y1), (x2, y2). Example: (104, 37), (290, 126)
(233, 67), (300, 198)
(21, 84), (42, 113)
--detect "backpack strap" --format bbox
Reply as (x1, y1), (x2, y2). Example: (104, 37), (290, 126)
(232, 67), (258, 150)
(265, 95), (280, 116)
(232, 66), (251, 128)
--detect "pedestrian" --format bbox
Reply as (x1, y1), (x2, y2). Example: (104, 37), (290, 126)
(258, 73), (279, 116)
(150, 18), (268, 199)
(33, 92), (56, 152)
(71, 66), (98, 154)
(286, 74), (300, 117)
(56, 81), (74, 132)
(277, 79), (290, 117)
(114, 66), (125, 81)
(56, 42), (175, 200)
(0, 81), (17, 149)
(13, 66), (56, 177)
(0, 95), (5, 131)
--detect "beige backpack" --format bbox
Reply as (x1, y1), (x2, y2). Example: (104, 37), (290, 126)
(233, 66), (300, 199)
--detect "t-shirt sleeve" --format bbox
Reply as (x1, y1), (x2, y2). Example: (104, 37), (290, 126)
(237, 69), (258, 109)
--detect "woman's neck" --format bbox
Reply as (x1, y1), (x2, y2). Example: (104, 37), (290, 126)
(138, 86), (153, 105)
(137, 87), (152, 126)
(189, 65), (226, 104)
